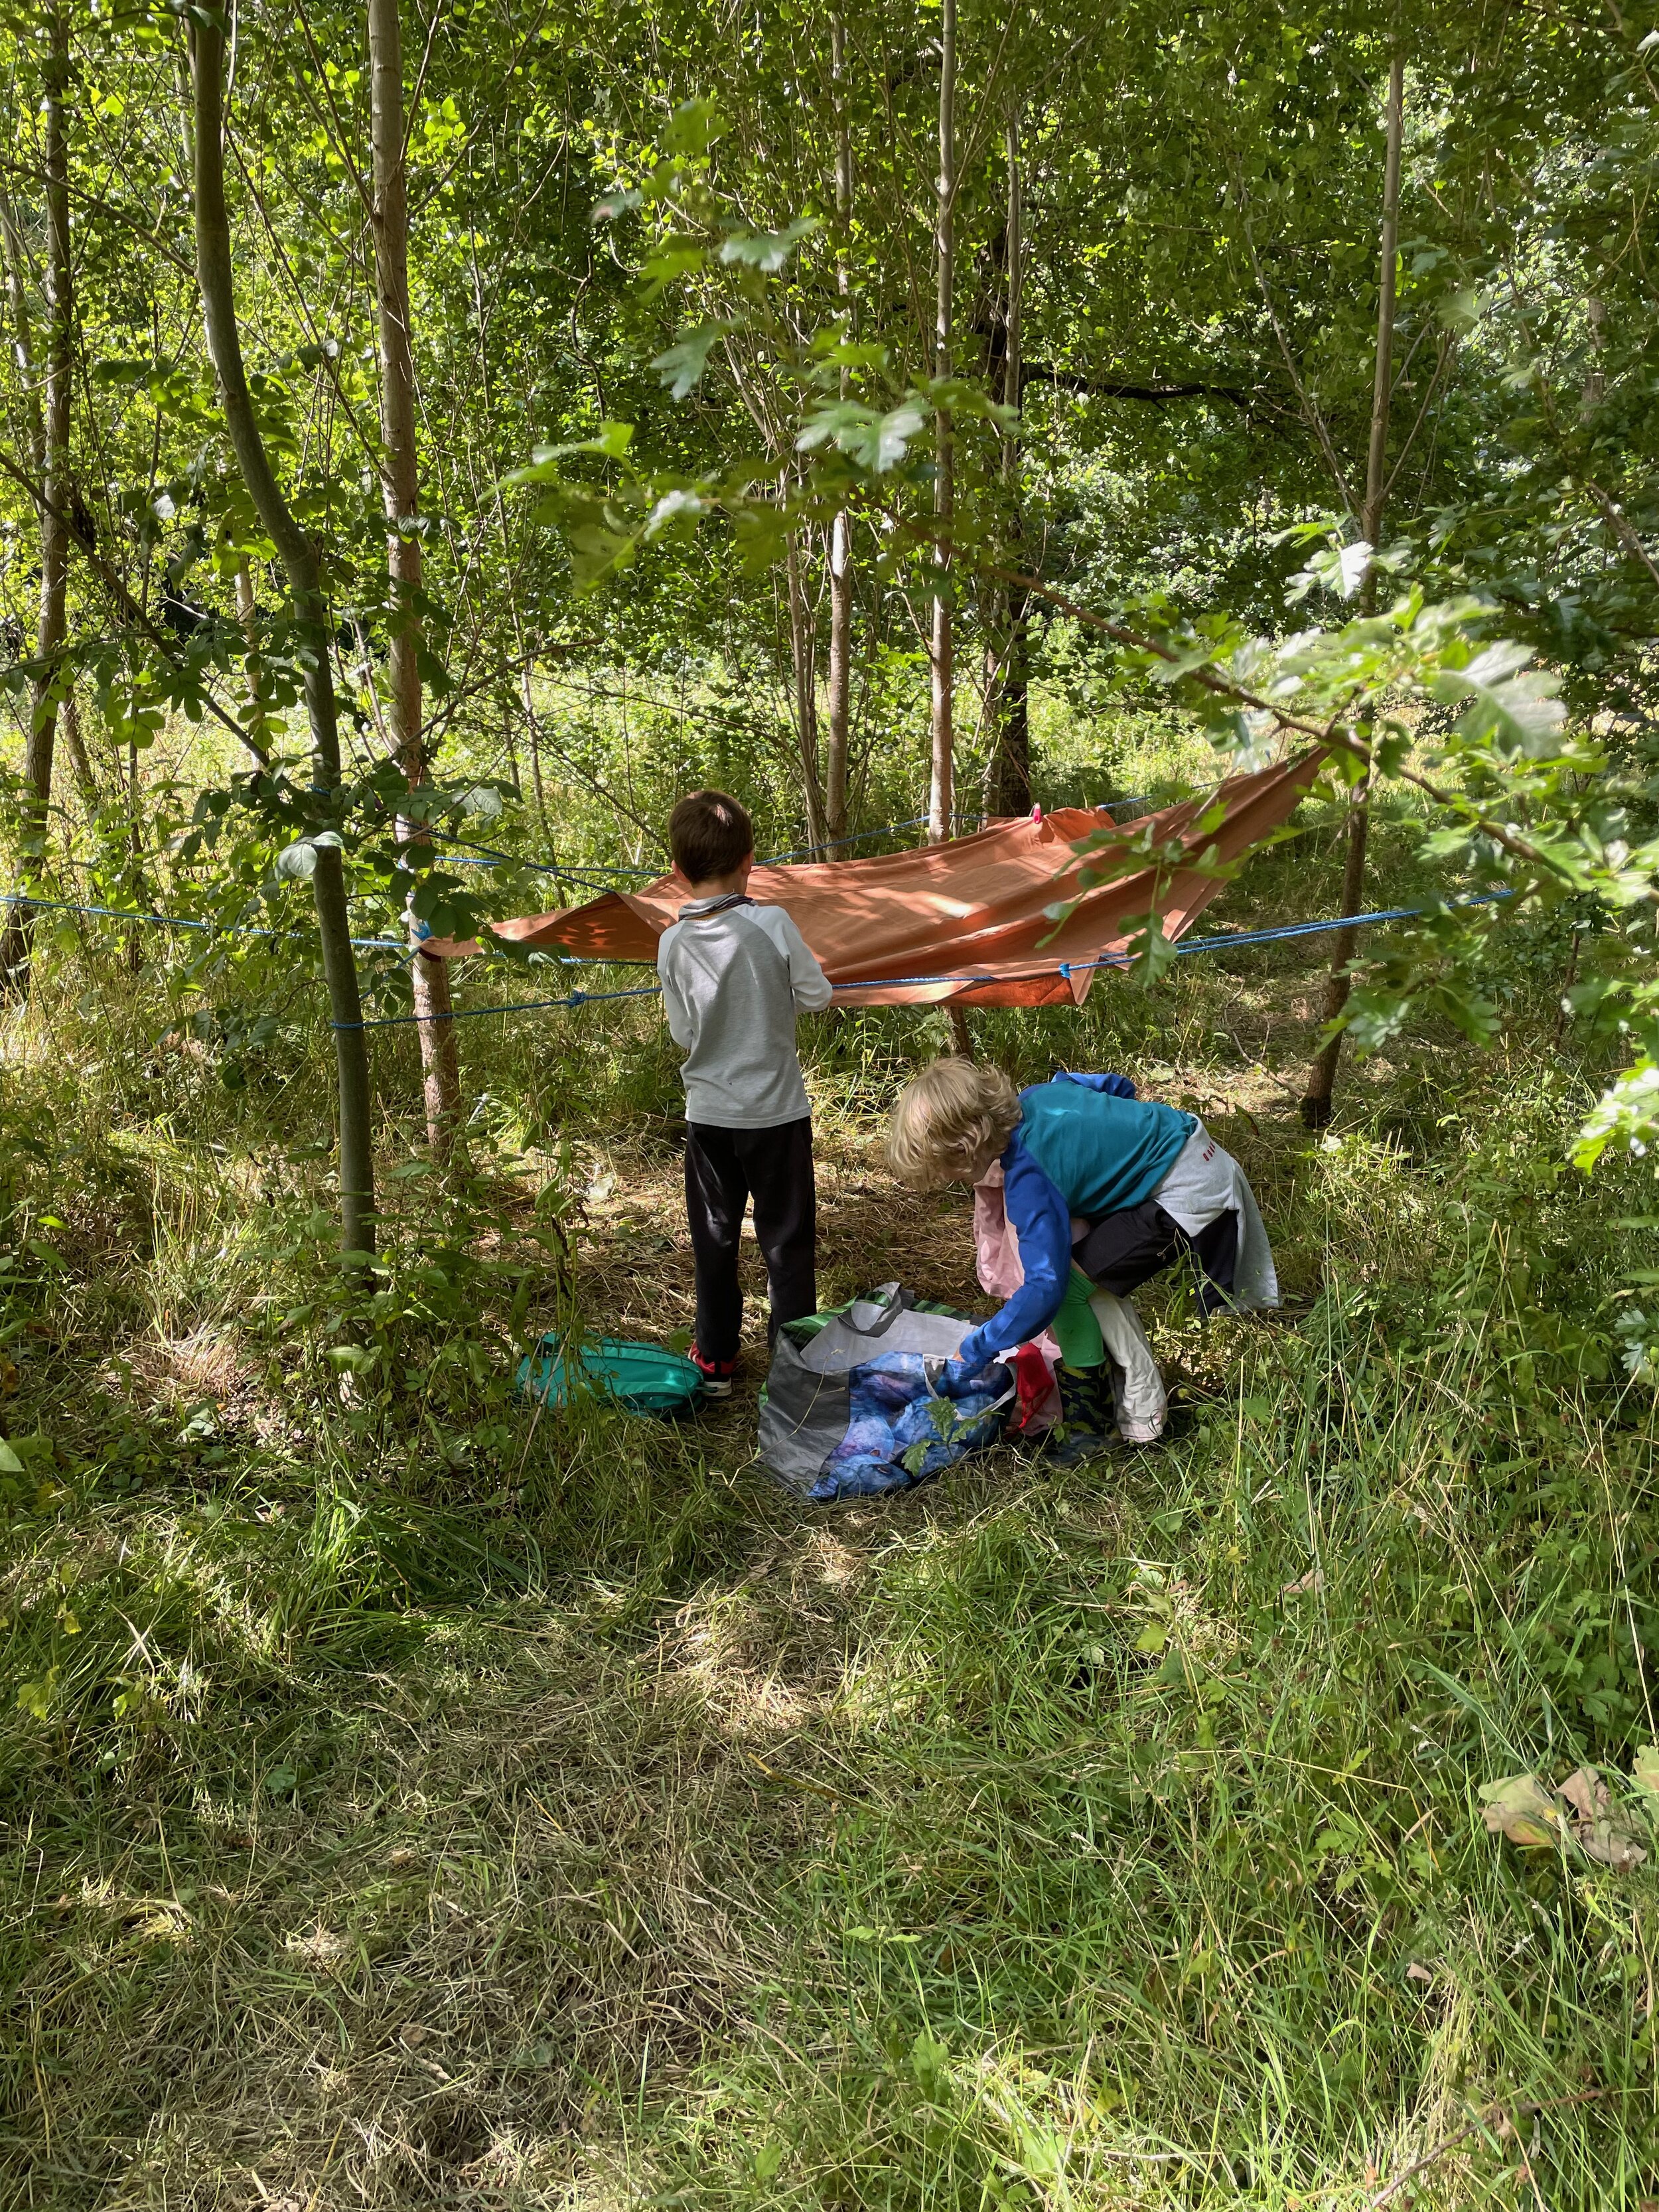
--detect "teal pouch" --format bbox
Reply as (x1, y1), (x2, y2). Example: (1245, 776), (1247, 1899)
(516, 1333), (705, 1416)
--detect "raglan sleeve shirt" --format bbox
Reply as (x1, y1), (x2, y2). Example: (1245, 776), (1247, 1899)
(768, 907), (834, 1013)
(656, 921), (694, 1049)
(954, 1139), (1072, 1375)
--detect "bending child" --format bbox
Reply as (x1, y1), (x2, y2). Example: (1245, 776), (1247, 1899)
(658, 788), (833, 1397)
(888, 1060), (1278, 1459)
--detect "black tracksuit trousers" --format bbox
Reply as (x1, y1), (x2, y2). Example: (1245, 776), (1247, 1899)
(1072, 1198), (1240, 1317)
(684, 1117), (816, 1363)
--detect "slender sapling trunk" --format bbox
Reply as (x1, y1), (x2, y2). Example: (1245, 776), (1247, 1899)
(0, 7), (71, 995)
(988, 115), (1031, 818)
(189, 15), (376, 1264)
(824, 15), (853, 845)
(368, 0), (463, 1161)
(928, 0), (970, 1056)
(927, 0), (955, 850)
(1301, 52), (1404, 1132)
(782, 482), (829, 854)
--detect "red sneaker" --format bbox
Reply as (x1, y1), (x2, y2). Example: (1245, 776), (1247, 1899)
(689, 1345), (737, 1399)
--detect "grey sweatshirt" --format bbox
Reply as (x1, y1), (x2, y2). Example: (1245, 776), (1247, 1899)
(657, 894), (833, 1128)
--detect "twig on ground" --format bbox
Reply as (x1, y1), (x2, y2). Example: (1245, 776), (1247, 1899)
(1368, 2089), (1607, 2207)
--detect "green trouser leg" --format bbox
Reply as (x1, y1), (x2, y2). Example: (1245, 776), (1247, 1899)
(1052, 1263), (1105, 1370)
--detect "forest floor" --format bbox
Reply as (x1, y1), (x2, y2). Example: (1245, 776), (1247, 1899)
(1, 796), (1656, 2209)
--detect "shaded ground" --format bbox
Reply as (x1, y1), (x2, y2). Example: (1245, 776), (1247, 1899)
(2, 871), (1652, 2209)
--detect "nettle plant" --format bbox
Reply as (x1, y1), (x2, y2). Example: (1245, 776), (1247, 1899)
(516, 101), (1659, 1179)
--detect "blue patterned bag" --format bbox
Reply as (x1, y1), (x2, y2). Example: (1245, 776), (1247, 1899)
(757, 1285), (1013, 1503)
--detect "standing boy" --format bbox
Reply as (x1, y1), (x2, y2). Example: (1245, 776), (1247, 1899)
(657, 789), (833, 1397)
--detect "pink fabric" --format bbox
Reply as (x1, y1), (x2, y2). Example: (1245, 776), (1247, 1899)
(973, 1165), (1061, 1432)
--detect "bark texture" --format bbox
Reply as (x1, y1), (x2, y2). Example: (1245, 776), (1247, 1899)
(368, 0), (463, 1159)
(0, 12), (72, 995)
(985, 117), (1031, 818)
(190, 16), (376, 1264)
(1301, 54), (1404, 1131)
(824, 16), (853, 844)
(926, 0), (956, 849)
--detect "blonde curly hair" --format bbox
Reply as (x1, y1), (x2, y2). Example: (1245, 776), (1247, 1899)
(887, 1057), (1022, 1189)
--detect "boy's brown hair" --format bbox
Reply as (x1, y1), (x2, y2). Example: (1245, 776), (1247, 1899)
(669, 788), (754, 884)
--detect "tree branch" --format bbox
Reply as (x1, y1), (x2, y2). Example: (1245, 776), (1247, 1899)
(0, 439), (268, 764)
(1017, 360), (1254, 409)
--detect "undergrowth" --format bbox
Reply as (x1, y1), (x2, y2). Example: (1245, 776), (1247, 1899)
(0, 783), (1654, 2208)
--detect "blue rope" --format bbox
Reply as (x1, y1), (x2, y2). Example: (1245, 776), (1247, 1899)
(331, 982), (662, 1031)
(9, 875), (1511, 1030)
(0, 889), (407, 952)
(325, 891), (1512, 1029)
(824, 892), (1512, 994)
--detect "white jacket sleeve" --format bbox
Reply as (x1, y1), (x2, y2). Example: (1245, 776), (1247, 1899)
(775, 911), (833, 1012)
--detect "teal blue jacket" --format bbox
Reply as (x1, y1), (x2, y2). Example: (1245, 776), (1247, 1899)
(954, 1074), (1193, 1375)
(1015, 1075), (1193, 1221)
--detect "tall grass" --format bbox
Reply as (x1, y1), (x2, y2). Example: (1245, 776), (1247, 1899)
(0, 757), (1652, 2206)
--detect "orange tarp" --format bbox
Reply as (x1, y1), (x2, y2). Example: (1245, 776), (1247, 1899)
(431, 751), (1323, 1007)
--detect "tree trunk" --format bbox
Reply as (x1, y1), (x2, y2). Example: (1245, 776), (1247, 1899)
(60, 688), (96, 806)
(926, 0), (955, 851)
(783, 493), (828, 854)
(987, 115), (1031, 818)
(189, 15), (376, 1266)
(824, 15), (853, 846)
(522, 665), (552, 845)
(368, 0), (463, 1161)
(1301, 52), (1404, 1132)
(930, 0), (970, 1054)
(0, 188), (43, 473)
(0, 8), (70, 997)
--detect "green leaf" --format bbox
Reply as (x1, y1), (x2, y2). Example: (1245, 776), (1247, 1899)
(1439, 286), (1482, 332)
(16, 1670), (58, 1723)
(511, 423), (636, 482)
(797, 400), (926, 473)
(1478, 1773), (1565, 1848)
(644, 488), (713, 538)
(1431, 642), (1564, 757)
(662, 96), (727, 157)
(275, 840), (318, 880)
(717, 217), (820, 271)
(1574, 1060), (1659, 1173)
(639, 241), (707, 291)
(651, 322), (731, 400)
(1119, 909), (1179, 988)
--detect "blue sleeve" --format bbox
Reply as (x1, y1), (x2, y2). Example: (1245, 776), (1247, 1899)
(1057, 1069), (1137, 1099)
(955, 1147), (1072, 1372)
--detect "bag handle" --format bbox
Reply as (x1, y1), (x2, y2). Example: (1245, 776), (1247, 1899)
(845, 1282), (915, 1338)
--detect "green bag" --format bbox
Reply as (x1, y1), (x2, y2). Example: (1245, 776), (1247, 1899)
(516, 1333), (705, 1416)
